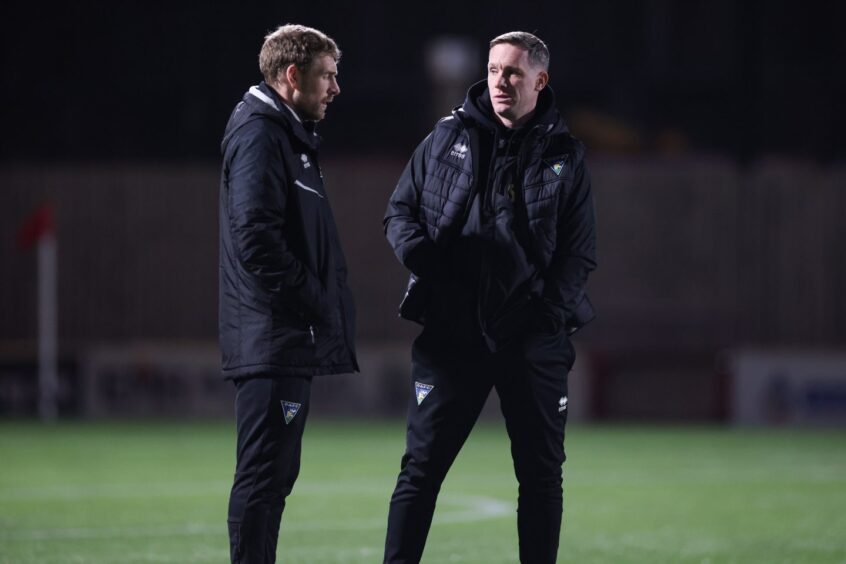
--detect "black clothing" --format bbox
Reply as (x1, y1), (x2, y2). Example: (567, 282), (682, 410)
(220, 82), (357, 564)
(384, 329), (573, 564)
(383, 81), (597, 563)
(219, 82), (357, 379)
(385, 80), (596, 351)
(228, 376), (311, 564)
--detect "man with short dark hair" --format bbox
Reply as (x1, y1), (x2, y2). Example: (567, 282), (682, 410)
(383, 31), (596, 563)
(219, 24), (357, 564)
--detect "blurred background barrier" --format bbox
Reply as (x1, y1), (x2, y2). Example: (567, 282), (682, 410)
(728, 349), (846, 426)
(2, 158), (843, 423)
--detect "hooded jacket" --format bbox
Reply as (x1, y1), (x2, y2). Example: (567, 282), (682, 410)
(219, 82), (357, 378)
(384, 81), (596, 351)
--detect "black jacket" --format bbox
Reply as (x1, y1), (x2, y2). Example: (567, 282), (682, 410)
(219, 82), (357, 378)
(384, 81), (596, 350)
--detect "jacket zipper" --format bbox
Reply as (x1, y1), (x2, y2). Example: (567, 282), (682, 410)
(477, 130), (506, 342)
(477, 127), (537, 348)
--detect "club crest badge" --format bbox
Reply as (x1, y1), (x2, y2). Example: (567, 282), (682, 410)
(415, 382), (434, 406)
(550, 161), (565, 176)
(281, 401), (302, 425)
(558, 396), (568, 412)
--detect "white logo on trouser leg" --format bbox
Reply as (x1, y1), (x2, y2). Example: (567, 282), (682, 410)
(558, 396), (568, 412)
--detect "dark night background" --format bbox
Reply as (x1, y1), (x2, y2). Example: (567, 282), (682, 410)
(2, 1), (844, 162)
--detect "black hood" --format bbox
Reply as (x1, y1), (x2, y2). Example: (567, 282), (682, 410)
(221, 81), (320, 153)
(457, 79), (568, 137)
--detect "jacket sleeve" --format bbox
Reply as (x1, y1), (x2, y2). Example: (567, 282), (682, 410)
(225, 123), (328, 323)
(383, 133), (445, 279)
(540, 152), (597, 329)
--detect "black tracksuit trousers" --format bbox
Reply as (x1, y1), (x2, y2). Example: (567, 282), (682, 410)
(228, 376), (311, 564)
(384, 328), (574, 564)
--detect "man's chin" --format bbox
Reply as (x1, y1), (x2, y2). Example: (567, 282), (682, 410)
(494, 107), (515, 121)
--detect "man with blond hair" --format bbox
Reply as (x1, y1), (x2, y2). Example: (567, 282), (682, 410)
(219, 24), (357, 563)
(383, 31), (597, 563)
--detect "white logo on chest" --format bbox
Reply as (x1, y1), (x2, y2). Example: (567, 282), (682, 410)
(301, 154), (311, 169)
(449, 142), (468, 160)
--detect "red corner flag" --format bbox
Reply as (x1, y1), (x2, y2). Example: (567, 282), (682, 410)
(18, 203), (55, 250)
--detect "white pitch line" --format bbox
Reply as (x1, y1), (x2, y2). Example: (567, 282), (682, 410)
(0, 481), (395, 502)
(0, 481), (233, 502)
(0, 493), (511, 542)
(0, 522), (222, 542)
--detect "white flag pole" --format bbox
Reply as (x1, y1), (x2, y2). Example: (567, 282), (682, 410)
(38, 231), (58, 421)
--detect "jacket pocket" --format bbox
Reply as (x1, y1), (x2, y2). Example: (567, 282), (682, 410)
(271, 305), (317, 348)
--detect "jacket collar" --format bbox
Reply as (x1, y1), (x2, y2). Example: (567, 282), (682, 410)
(248, 82), (321, 150)
(456, 79), (568, 139)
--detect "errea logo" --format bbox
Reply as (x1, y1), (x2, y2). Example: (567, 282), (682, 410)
(449, 142), (468, 160)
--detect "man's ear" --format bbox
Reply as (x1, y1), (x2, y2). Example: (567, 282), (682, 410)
(535, 70), (549, 92)
(285, 64), (299, 90)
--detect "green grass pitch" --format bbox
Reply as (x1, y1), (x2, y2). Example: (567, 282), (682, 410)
(1, 420), (844, 563)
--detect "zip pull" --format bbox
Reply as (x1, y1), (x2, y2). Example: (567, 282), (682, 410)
(309, 325), (316, 344)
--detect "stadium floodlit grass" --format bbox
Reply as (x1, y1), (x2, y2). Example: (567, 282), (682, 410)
(1, 420), (844, 563)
